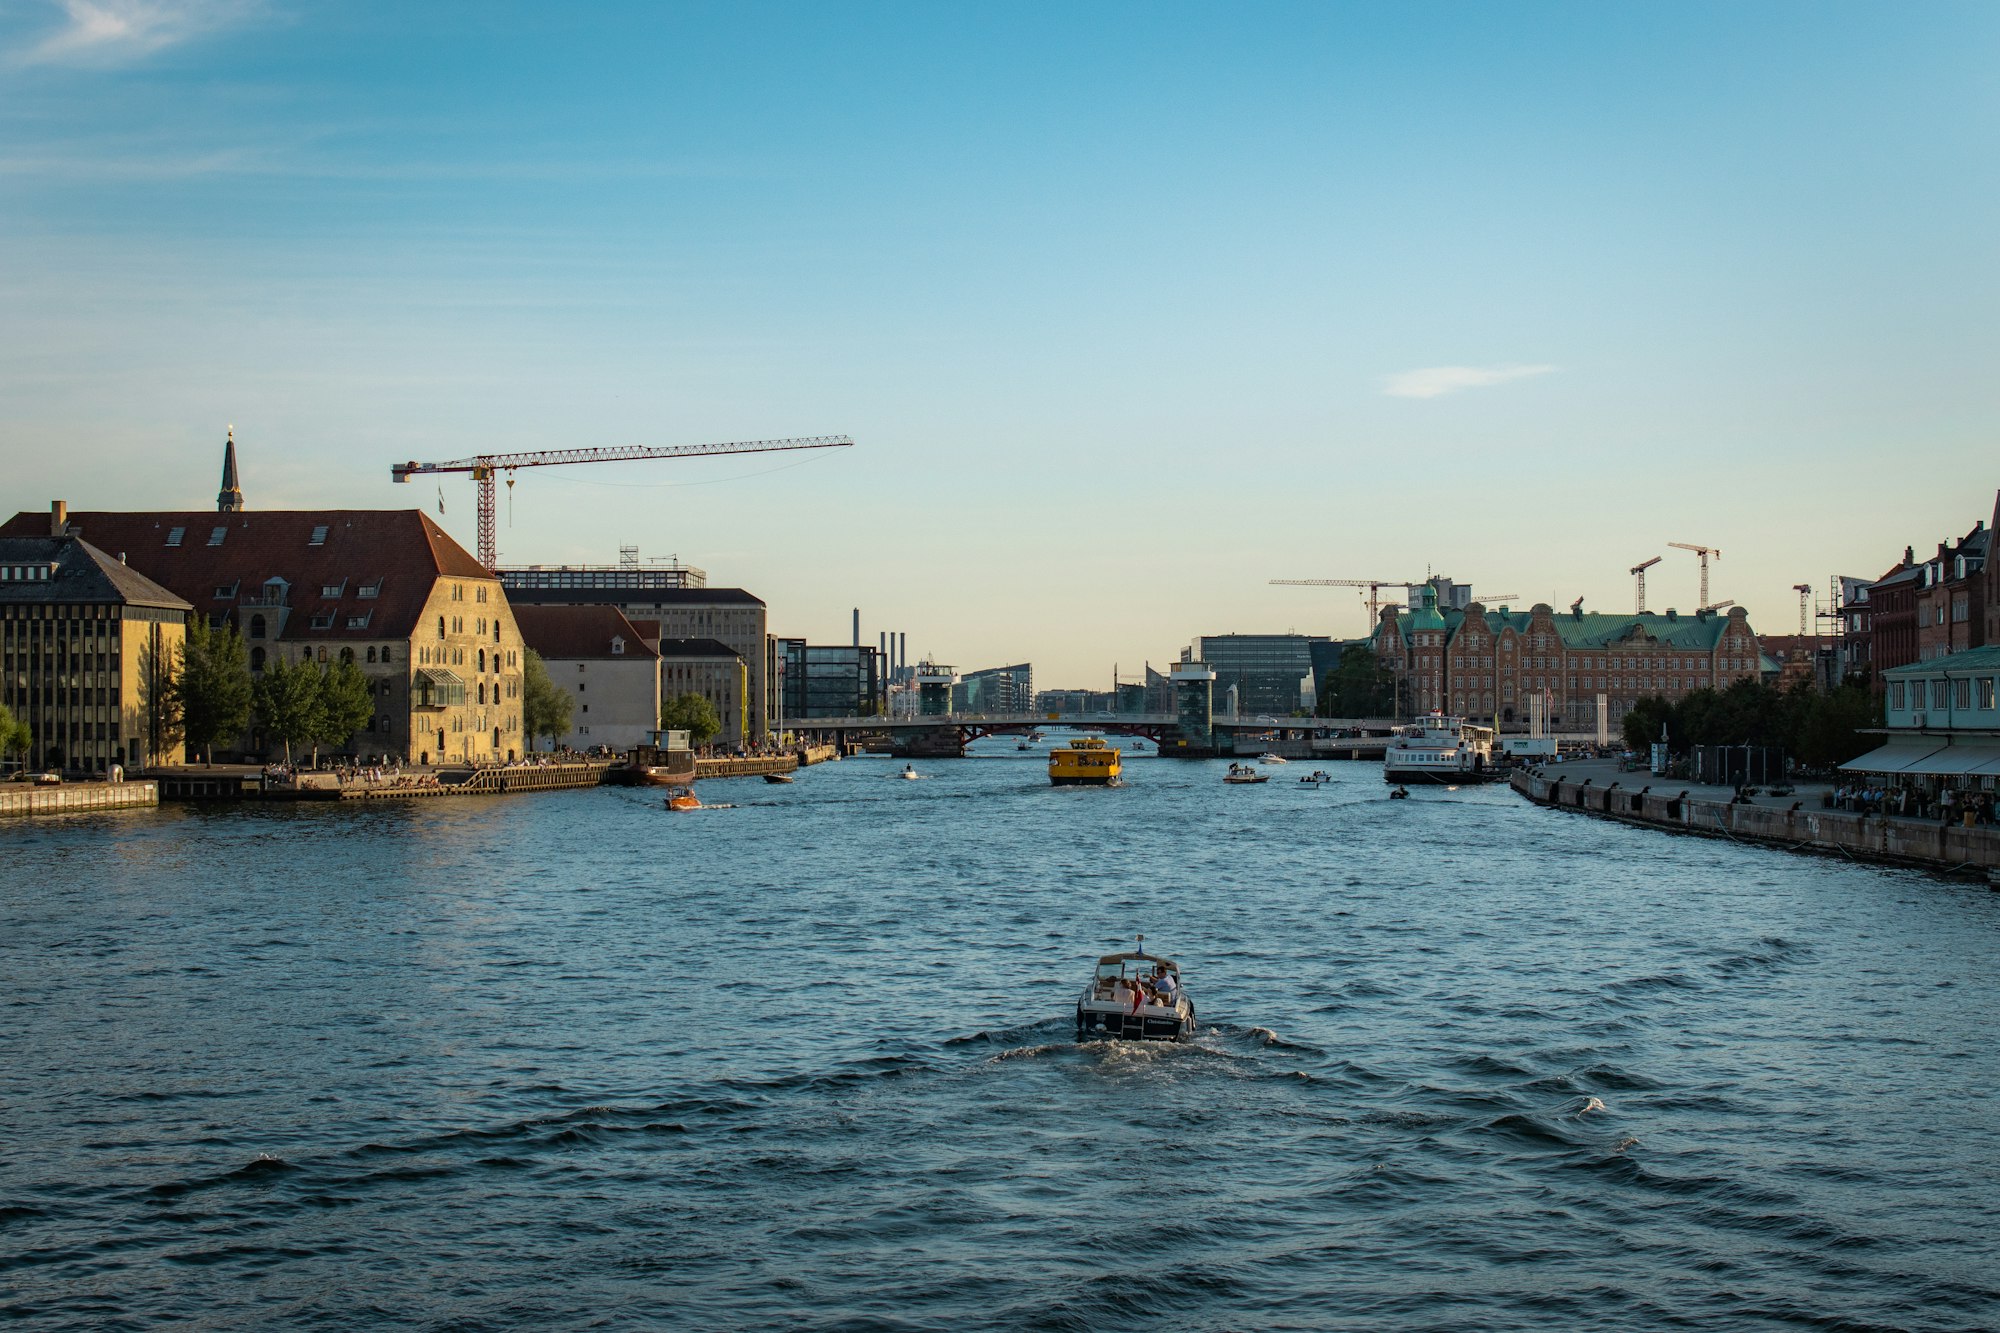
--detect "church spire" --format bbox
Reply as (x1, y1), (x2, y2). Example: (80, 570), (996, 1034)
(218, 425), (244, 513)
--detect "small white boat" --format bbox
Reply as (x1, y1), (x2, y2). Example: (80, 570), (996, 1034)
(1259, 753), (1287, 765)
(896, 765), (921, 780)
(1076, 938), (1195, 1042)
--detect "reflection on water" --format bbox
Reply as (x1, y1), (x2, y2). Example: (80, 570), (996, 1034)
(5, 742), (2000, 1329)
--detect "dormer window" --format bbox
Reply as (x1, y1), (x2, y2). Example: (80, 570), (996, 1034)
(346, 611), (373, 630)
(357, 579), (382, 599)
(207, 526), (227, 547)
(321, 579), (347, 598)
(213, 581), (238, 599)
(165, 527), (185, 547)
(309, 525), (329, 546)
(310, 611), (336, 630)
(611, 636), (625, 655)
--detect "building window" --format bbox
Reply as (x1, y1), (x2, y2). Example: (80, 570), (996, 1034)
(382, 645), (394, 663)
(310, 526), (329, 546)
(367, 646), (376, 663)
(438, 616), (446, 640)
(165, 527), (185, 546)
(251, 646), (266, 672)
(249, 614), (266, 639)
(1954, 678), (1972, 710)
(1980, 678), (1997, 710)
(1932, 680), (1949, 710)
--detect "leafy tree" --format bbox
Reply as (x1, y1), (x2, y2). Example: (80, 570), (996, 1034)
(1619, 677), (1881, 773)
(0, 702), (30, 773)
(521, 649), (572, 747)
(660, 691), (722, 747)
(253, 653), (326, 765)
(316, 657), (377, 759)
(1317, 645), (1396, 719)
(136, 630), (183, 764)
(1621, 694), (1675, 752)
(174, 618), (252, 764)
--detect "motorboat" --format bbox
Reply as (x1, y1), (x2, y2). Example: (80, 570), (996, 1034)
(664, 786), (702, 812)
(1076, 939), (1195, 1042)
(1049, 735), (1122, 787)
(1223, 762), (1268, 785)
(1259, 753), (1287, 765)
(1297, 770), (1332, 784)
(1389, 786), (1410, 799)
(763, 773), (794, 784)
(896, 765), (921, 780)
(1383, 713), (1501, 785)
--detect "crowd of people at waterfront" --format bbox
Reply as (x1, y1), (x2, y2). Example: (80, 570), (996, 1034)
(1832, 783), (1997, 826)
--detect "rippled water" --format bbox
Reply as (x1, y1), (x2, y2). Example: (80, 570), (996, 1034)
(5, 743), (2000, 1330)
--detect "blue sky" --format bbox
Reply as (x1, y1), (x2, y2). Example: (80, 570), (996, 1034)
(3, 1), (1995, 685)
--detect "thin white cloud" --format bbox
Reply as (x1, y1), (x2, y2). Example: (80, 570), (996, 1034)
(16, 0), (261, 67)
(1382, 363), (1559, 399)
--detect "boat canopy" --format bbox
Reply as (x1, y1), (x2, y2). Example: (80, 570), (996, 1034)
(1096, 952), (1178, 970)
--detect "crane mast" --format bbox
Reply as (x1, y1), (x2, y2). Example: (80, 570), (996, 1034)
(391, 434), (854, 570)
(1667, 541), (1721, 609)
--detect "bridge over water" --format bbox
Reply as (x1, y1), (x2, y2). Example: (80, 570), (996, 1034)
(780, 713), (1399, 759)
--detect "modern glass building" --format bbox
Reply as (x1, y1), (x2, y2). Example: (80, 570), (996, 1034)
(953, 663), (1033, 714)
(779, 640), (885, 719)
(1192, 634), (1325, 717)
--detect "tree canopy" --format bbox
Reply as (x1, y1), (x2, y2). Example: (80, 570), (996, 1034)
(253, 653), (326, 765)
(522, 649), (572, 746)
(1316, 645), (1396, 719)
(1620, 678), (1880, 770)
(660, 692), (722, 747)
(317, 656), (376, 757)
(0, 702), (31, 772)
(174, 618), (252, 763)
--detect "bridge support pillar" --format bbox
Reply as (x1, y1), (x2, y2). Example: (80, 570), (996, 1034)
(891, 725), (965, 759)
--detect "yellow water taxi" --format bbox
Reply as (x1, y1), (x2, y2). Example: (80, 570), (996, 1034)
(1049, 735), (1122, 786)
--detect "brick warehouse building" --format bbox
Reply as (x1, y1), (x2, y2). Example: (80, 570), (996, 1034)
(3, 504), (527, 765)
(1373, 584), (1763, 730)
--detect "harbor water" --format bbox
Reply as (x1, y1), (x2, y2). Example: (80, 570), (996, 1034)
(5, 743), (1999, 1330)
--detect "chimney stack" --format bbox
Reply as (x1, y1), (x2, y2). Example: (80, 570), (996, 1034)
(50, 500), (67, 537)
(853, 608), (860, 648)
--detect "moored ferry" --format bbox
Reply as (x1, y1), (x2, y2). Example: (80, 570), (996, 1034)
(1049, 735), (1122, 786)
(1383, 713), (1500, 785)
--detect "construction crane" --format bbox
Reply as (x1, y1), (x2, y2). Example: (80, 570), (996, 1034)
(1630, 556), (1661, 613)
(1270, 577), (1421, 623)
(1793, 583), (1814, 635)
(1667, 541), (1721, 609)
(391, 435), (854, 570)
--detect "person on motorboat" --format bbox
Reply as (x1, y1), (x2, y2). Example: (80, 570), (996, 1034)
(1152, 963), (1178, 1002)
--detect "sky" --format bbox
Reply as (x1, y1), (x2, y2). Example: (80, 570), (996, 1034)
(2, 1), (1996, 687)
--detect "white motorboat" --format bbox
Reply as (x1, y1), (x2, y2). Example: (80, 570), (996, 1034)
(1383, 713), (1500, 785)
(1075, 939), (1195, 1042)
(896, 765), (921, 780)
(1258, 753), (1287, 765)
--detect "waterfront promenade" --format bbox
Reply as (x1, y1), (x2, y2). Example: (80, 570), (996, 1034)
(0, 779), (158, 818)
(1516, 758), (2000, 876)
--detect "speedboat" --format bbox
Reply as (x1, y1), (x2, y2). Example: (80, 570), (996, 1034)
(1076, 939), (1195, 1042)
(763, 773), (794, 784)
(664, 786), (702, 811)
(1297, 770), (1332, 784)
(896, 765), (921, 780)
(1259, 753), (1287, 765)
(1223, 762), (1268, 785)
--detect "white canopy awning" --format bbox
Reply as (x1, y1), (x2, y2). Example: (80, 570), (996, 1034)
(1899, 741), (2000, 777)
(1840, 738), (1946, 774)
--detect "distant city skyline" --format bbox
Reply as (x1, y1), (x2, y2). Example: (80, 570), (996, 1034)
(3, 1), (1995, 683)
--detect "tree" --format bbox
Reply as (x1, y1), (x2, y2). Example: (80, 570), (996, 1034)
(174, 618), (252, 764)
(1621, 694), (1675, 752)
(0, 702), (30, 774)
(660, 692), (722, 747)
(521, 649), (572, 748)
(316, 656), (376, 759)
(137, 629), (183, 764)
(1317, 645), (1396, 719)
(252, 654), (326, 765)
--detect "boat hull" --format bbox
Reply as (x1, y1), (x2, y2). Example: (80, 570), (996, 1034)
(1050, 774), (1119, 787)
(1075, 1002), (1195, 1042)
(1382, 766), (1501, 785)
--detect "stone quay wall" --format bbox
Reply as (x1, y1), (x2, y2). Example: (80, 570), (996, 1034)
(1512, 770), (2000, 875)
(0, 781), (159, 818)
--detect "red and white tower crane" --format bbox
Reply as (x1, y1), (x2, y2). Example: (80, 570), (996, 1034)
(391, 434), (854, 570)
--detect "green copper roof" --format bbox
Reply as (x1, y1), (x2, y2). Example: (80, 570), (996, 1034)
(1884, 644), (2000, 677)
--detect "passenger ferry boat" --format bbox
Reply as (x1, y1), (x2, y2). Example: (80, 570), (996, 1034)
(1382, 713), (1500, 785)
(1076, 940), (1195, 1041)
(1049, 736), (1122, 786)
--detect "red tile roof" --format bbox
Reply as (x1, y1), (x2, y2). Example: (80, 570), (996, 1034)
(0, 509), (487, 642)
(514, 605), (660, 661)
